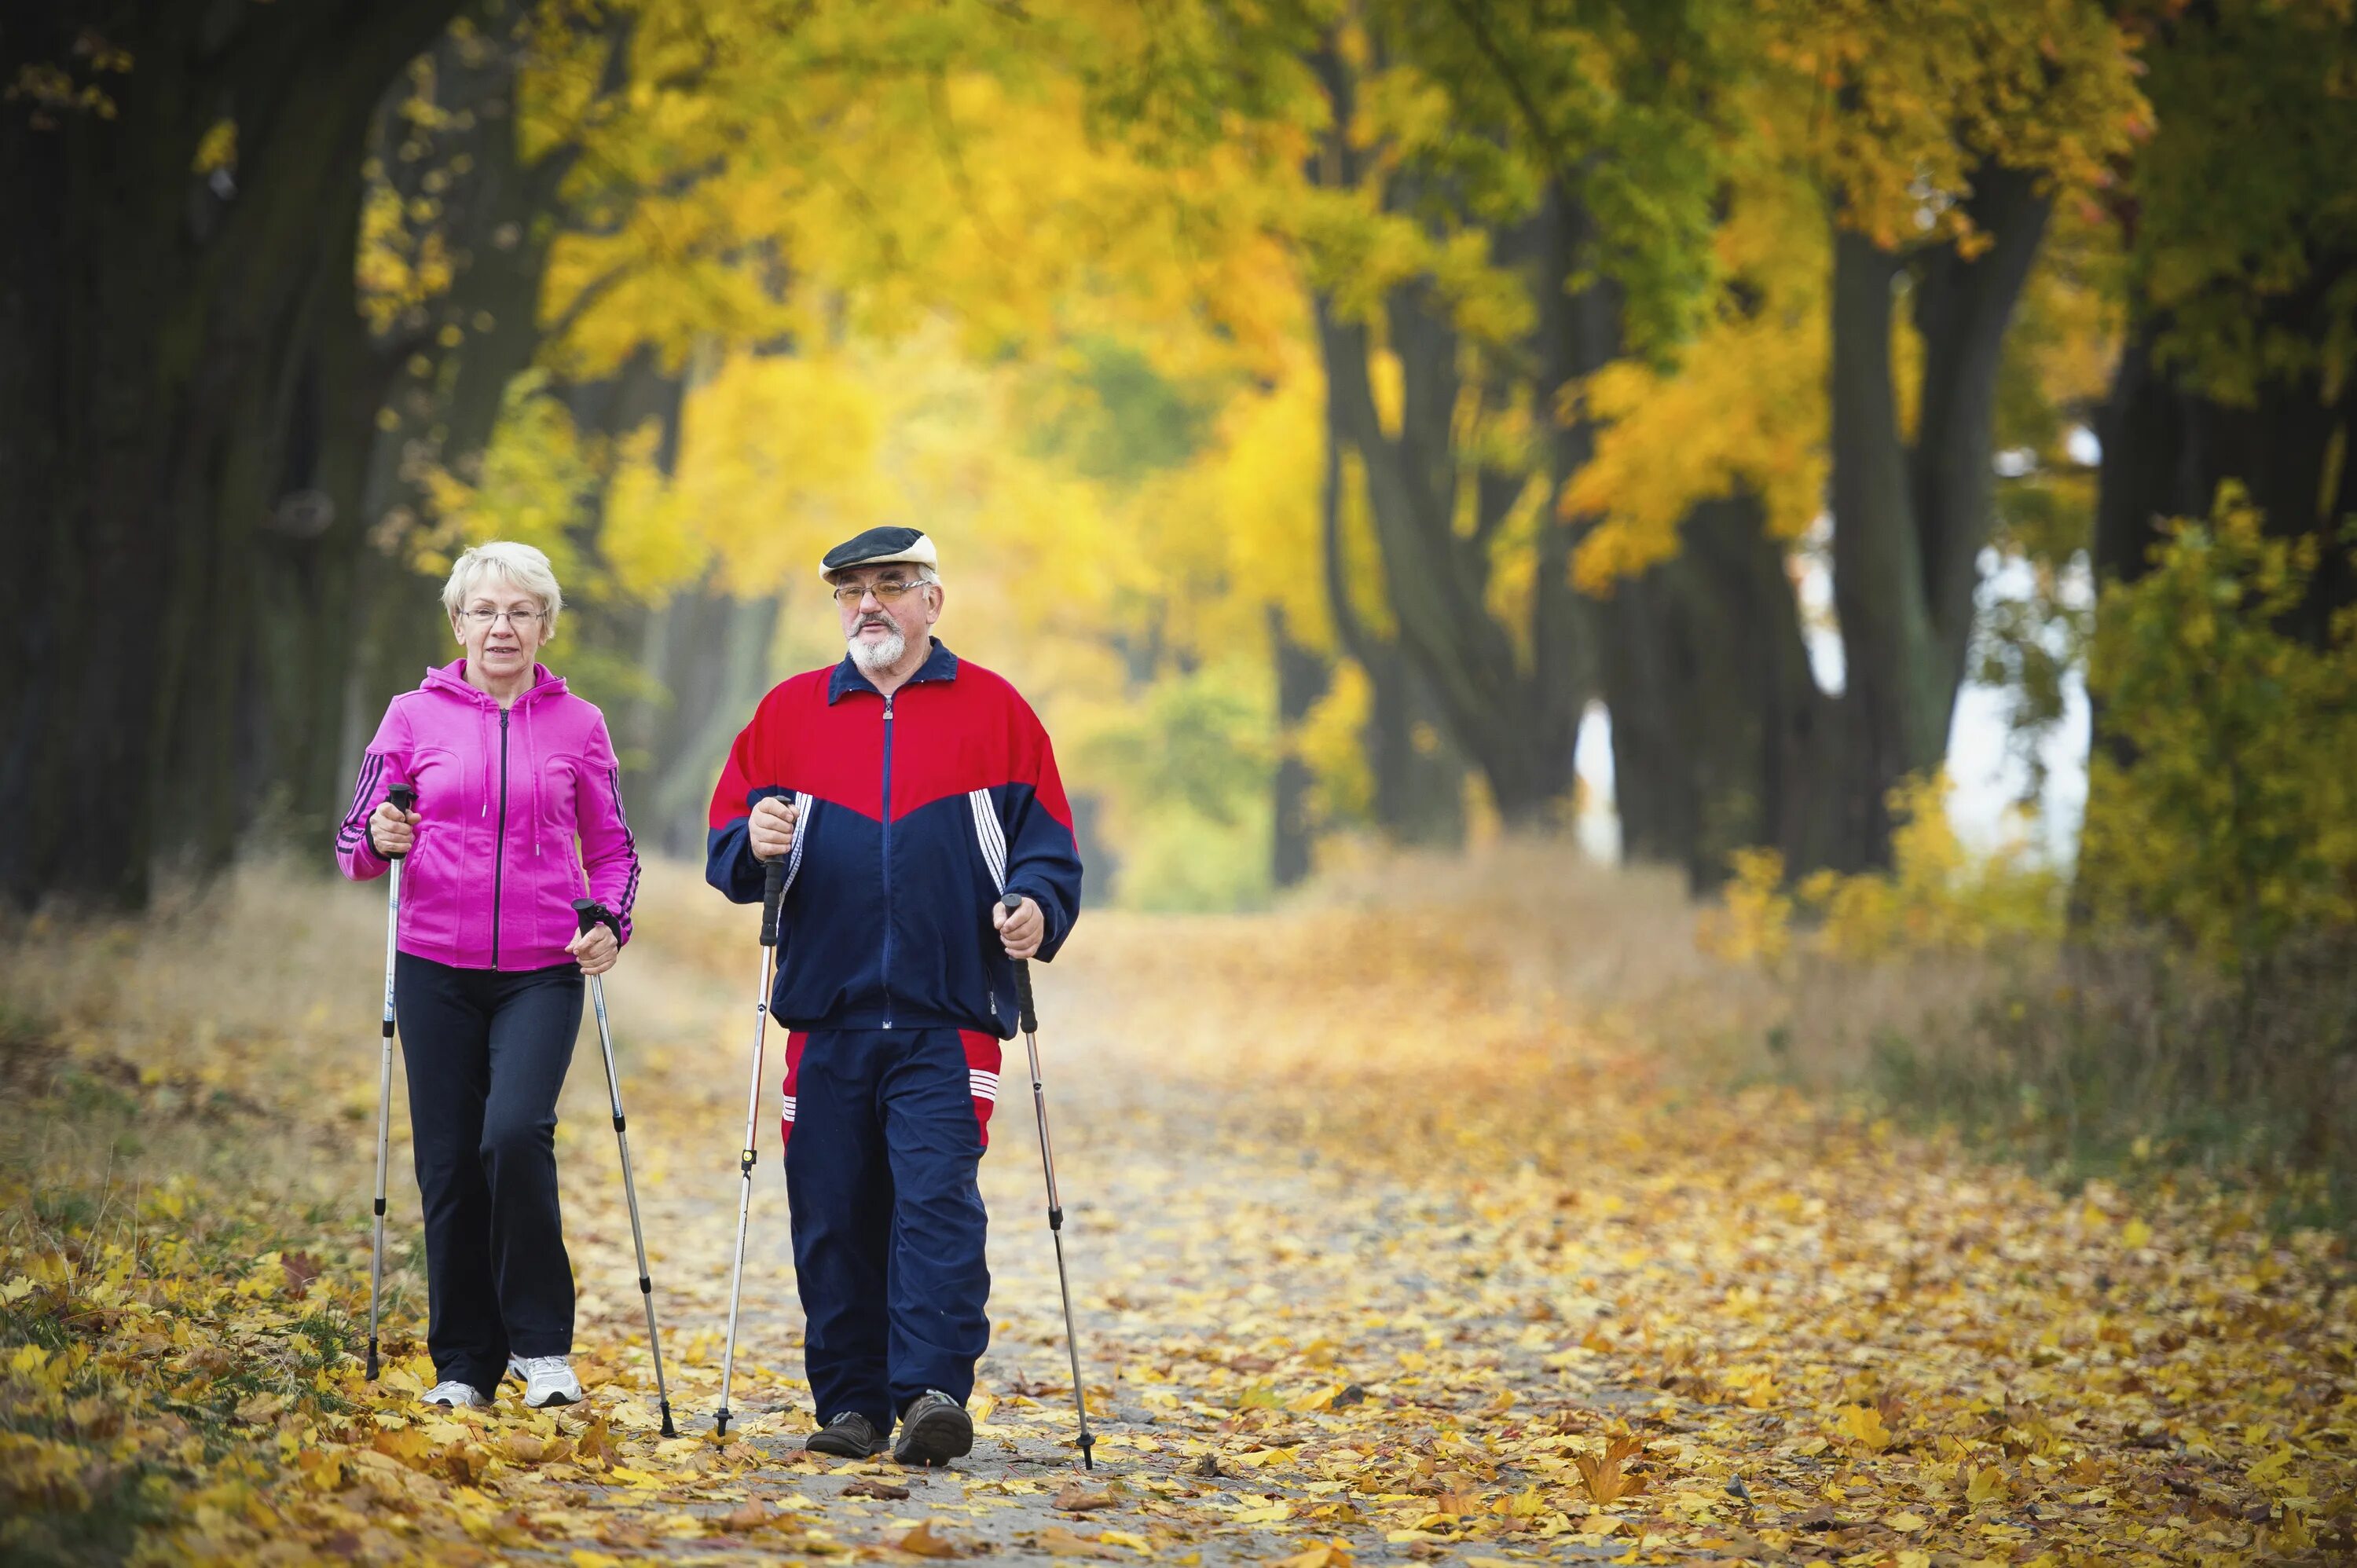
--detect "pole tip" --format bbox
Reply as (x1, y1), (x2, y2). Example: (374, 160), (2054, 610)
(714, 1409), (731, 1438)
(365, 1344), (379, 1381)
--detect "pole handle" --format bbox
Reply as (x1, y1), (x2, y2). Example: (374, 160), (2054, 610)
(1002, 892), (1039, 1033)
(760, 855), (786, 947)
(383, 783), (417, 860)
(573, 897), (619, 942)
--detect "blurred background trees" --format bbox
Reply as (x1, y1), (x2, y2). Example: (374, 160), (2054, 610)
(5, 0), (2352, 953)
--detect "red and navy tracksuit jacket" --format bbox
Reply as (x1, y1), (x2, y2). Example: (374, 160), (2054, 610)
(704, 639), (1083, 1423)
(704, 639), (1083, 1040)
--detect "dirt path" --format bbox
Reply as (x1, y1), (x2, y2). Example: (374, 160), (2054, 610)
(3, 859), (2348, 1564)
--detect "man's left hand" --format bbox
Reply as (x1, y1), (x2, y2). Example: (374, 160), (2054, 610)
(992, 896), (1043, 960)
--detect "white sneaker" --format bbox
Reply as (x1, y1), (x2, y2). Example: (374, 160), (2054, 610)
(508, 1354), (582, 1409)
(421, 1380), (486, 1409)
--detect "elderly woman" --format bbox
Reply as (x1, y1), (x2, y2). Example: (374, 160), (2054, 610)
(335, 540), (640, 1410)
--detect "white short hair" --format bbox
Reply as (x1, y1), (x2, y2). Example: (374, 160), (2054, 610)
(443, 541), (564, 639)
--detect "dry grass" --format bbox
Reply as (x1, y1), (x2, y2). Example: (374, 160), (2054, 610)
(1292, 836), (2356, 1229)
(7, 838), (2344, 1231)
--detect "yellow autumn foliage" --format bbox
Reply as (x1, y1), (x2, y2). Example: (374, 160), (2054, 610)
(1701, 773), (2062, 969)
(2080, 483), (2357, 972)
(1567, 159), (1829, 588)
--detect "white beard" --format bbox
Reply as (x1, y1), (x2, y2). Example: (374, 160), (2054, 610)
(849, 621), (907, 673)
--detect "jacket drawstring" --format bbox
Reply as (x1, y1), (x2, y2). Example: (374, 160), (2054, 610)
(480, 702), (493, 818)
(526, 694), (543, 855)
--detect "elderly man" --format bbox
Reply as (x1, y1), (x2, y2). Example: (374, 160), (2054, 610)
(705, 526), (1083, 1466)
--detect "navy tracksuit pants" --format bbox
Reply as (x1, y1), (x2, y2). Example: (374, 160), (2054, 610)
(394, 953), (583, 1391)
(781, 1026), (1001, 1427)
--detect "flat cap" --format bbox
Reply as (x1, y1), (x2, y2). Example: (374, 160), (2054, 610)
(821, 526), (937, 577)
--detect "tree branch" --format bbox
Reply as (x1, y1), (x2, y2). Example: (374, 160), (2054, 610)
(1439, 0), (1576, 186)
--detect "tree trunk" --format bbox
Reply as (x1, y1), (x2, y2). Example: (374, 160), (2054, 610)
(1824, 163), (2051, 867)
(1268, 604), (1329, 888)
(0, 0), (466, 910)
(1306, 47), (1592, 829)
(1316, 351), (1467, 847)
(1599, 496), (1837, 888)
(2093, 276), (2357, 634)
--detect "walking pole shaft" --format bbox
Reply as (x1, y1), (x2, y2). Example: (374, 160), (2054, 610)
(717, 858), (786, 1438)
(577, 901), (676, 1437)
(366, 783), (416, 1382)
(1003, 893), (1094, 1470)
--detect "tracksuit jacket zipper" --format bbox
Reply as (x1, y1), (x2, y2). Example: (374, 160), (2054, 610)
(492, 709), (510, 967)
(879, 694), (895, 1028)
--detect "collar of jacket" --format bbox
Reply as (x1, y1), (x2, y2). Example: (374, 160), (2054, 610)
(828, 639), (959, 704)
(420, 658), (569, 708)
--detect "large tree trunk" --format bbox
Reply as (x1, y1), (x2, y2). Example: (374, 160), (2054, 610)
(1268, 605), (1329, 888)
(1600, 497), (1838, 888)
(1315, 358), (1466, 847)
(236, 167), (409, 846)
(2093, 281), (2357, 634)
(1306, 45), (1592, 830)
(0, 0), (466, 910)
(332, 20), (632, 822)
(1824, 162), (2050, 867)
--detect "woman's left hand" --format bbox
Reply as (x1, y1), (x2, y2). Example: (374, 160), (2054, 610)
(567, 924), (619, 976)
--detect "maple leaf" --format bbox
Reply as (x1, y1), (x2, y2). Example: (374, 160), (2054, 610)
(278, 1251), (321, 1295)
(573, 1411), (613, 1468)
(1836, 1403), (1894, 1453)
(1963, 1464), (2007, 1508)
(843, 1476), (911, 1500)
(1054, 1481), (1118, 1511)
(1573, 1437), (1648, 1505)
(1268, 1542), (1356, 1568)
(719, 1501), (785, 1533)
(1033, 1525), (1118, 1558)
(894, 1522), (966, 1558)
(233, 1392), (287, 1424)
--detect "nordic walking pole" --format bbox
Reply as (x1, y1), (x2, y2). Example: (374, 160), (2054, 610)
(1003, 892), (1095, 1471)
(715, 855), (786, 1438)
(574, 899), (678, 1438)
(365, 782), (416, 1382)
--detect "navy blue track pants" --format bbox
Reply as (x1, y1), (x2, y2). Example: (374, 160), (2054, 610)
(781, 1026), (1002, 1427)
(394, 953), (583, 1391)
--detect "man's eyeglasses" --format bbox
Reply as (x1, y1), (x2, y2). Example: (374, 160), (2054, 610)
(460, 607), (544, 627)
(830, 578), (929, 606)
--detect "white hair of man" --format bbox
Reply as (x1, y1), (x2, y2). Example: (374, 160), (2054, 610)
(838, 562), (940, 674)
(442, 540), (565, 639)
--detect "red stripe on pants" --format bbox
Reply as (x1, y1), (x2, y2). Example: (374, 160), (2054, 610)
(779, 1028), (1003, 1150)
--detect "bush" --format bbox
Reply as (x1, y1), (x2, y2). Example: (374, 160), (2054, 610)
(1699, 771), (2063, 970)
(2080, 481), (2357, 974)
(1699, 511), (2357, 1225)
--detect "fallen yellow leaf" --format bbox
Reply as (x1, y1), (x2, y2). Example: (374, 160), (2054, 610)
(896, 1521), (965, 1558)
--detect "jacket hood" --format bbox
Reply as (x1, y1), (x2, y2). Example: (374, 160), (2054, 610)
(420, 660), (569, 707)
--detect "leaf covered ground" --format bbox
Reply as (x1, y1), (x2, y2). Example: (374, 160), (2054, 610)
(2, 852), (2351, 1565)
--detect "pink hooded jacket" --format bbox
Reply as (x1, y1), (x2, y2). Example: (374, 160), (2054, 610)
(335, 661), (640, 970)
